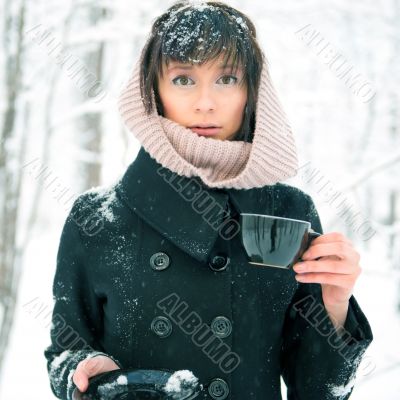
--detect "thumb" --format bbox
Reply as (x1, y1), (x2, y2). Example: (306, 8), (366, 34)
(73, 373), (88, 393)
(73, 356), (104, 392)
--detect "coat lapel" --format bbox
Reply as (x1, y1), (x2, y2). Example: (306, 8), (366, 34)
(116, 147), (274, 262)
(116, 148), (229, 262)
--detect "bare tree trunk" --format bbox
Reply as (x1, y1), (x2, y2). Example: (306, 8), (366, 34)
(0, 0), (26, 378)
(24, 0), (77, 235)
(386, 0), (400, 263)
(388, 190), (398, 258)
(76, 6), (107, 189)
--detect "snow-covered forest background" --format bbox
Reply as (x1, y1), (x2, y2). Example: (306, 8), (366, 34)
(0, 0), (399, 398)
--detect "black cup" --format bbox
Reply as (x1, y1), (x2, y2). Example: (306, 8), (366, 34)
(239, 213), (321, 269)
(71, 368), (201, 400)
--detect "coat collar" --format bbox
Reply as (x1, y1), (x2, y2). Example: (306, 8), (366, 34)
(115, 147), (273, 262)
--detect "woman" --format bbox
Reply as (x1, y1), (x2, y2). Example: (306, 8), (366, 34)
(44, 2), (373, 399)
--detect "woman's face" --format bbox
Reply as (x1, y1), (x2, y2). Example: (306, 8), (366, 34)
(157, 56), (248, 141)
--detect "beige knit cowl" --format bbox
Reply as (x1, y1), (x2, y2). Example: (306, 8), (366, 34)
(118, 54), (299, 190)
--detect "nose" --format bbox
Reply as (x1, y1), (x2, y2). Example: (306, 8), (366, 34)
(194, 86), (217, 112)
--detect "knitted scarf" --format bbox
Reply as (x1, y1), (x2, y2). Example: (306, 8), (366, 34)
(118, 55), (298, 189)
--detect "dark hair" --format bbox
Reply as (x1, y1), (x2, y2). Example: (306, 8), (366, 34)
(139, 1), (265, 143)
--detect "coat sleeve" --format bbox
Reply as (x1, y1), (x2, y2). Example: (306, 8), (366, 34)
(280, 194), (373, 400)
(43, 197), (123, 400)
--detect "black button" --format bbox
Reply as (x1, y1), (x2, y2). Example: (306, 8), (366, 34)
(208, 378), (229, 399)
(211, 316), (232, 338)
(150, 252), (170, 271)
(209, 254), (229, 271)
(151, 316), (172, 338)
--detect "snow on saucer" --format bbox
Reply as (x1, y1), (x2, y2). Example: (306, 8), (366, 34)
(163, 370), (201, 399)
(97, 374), (128, 397)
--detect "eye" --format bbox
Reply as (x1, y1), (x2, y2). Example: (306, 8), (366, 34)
(218, 75), (238, 85)
(172, 76), (194, 86)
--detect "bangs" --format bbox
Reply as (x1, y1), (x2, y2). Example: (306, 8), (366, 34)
(156, 2), (251, 79)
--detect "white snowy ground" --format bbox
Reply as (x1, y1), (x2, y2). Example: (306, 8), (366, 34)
(0, 215), (398, 399)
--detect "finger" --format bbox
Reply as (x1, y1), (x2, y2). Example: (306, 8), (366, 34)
(294, 259), (354, 274)
(82, 356), (105, 377)
(302, 242), (356, 261)
(294, 272), (356, 288)
(74, 357), (104, 391)
(73, 371), (88, 392)
(309, 232), (353, 246)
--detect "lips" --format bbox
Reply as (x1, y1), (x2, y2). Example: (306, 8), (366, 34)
(189, 124), (222, 136)
(189, 123), (220, 128)
(190, 127), (221, 136)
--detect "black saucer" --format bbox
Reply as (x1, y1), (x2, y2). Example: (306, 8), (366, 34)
(71, 368), (202, 400)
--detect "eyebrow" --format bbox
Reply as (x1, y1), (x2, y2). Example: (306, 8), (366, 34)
(167, 64), (242, 72)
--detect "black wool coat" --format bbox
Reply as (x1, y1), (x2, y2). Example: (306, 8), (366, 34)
(44, 147), (373, 400)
